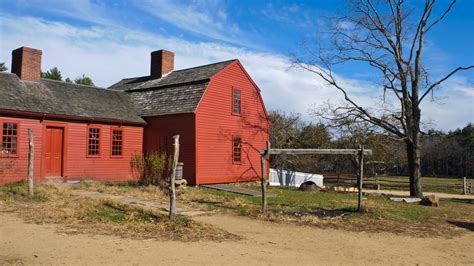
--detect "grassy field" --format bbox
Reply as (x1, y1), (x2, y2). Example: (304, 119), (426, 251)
(0, 182), (237, 241)
(182, 184), (474, 237)
(324, 175), (465, 194)
(2, 180), (472, 238)
(65, 180), (474, 236)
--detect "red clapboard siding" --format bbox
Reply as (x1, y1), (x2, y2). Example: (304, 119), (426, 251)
(195, 61), (269, 184)
(0, 115), (143, 185)
(0, 116), (42, 185)
(142, 114), (196, 184)
(63, 123), (143, 181)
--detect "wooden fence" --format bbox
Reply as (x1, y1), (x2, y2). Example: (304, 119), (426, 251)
(463, 177), (473, 195)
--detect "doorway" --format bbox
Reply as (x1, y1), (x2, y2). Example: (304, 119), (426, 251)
(44, 127), (64, 177)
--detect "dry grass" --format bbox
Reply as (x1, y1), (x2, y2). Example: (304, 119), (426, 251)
(181, 185), (474, 238)
(50, 181), (474, 238)
(71, 181), (169, 202)
(0, 182), (238, 242)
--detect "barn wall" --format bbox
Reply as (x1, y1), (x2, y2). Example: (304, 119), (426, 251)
(195, 61), (269, 184)
(142, 114), (196, 184)
(0, 116), (42, 185)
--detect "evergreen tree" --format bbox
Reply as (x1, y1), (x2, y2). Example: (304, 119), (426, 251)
(0, 62), (7, 72)
(41, 67), (63, 81)
(74, 74), (94, 86)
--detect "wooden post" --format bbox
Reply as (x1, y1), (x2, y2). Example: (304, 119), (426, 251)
(27, 128), (34, 197)
(261, 141), (270, 213)
(357, 145), (364, 212)
(169, 135), (180, 220)
(375, 173), (380, 190)
(463, 177), (466, 195)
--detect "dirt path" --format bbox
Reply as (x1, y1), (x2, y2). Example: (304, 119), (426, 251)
(364, 189), (474, 199)
(1, 212), (473, 265)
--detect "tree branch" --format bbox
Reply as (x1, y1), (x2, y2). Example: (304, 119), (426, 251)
(426, 0), (456, 33)
(419, 65), (474, 104)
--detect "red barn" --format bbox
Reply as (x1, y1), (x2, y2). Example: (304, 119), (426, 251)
(0, 46), (269, 185)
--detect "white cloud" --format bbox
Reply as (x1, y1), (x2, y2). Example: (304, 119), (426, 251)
(136, 0), (242, 44)
(0, 15), (472, 131)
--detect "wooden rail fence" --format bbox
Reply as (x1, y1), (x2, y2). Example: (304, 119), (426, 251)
(463, 177), (473, 195)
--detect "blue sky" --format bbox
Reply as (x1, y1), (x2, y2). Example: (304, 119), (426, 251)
(1, 0), (473, 130)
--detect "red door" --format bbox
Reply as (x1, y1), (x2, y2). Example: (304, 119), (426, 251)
(45, 127), (63, 177)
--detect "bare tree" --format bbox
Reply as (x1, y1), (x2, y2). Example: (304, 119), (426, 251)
(294, 0), (473, 197)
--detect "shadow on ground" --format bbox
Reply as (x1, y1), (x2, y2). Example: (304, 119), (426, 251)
(447, 221), (474, 232)
(445, 198), (474, 204)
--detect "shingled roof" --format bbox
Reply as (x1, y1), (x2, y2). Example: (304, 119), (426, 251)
(109, 60), (236, 117)
(0, 72), (145, 124)
(109, 59), (236, 92)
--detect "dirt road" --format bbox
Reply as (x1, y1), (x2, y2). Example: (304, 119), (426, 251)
(1, 212), (473, 265)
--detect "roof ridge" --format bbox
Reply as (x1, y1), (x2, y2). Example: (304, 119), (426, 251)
(127, 79), (209, 92)
(113, 59), (237, 84)
(40, 77), (108, 90)
(172, 59), (237, 73)
(1, 72), (116, 93)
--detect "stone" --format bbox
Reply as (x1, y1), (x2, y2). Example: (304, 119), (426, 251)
(419, 194), (439, 207)
(175, 179), (187, 189)
(298, 181), (322, 192)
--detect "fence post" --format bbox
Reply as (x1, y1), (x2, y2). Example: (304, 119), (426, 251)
(463, 177), (467, 195)
(261, 141), (270, 213)
(27, 129), (34, 197)
(169, 135), (180, 220)
(357, 145), (364, 212)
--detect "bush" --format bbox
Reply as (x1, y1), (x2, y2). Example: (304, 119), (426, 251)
(130, 152), (171, 187)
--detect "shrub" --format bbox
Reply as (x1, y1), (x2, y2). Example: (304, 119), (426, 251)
(130, 152), (171, 187)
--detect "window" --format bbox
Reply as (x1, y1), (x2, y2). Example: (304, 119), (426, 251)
(1, 122), (18, 155)
(233, 88), (241, 114)
(87, 127), (100, 157)
(232, 136), (241, 163)
(111, 128), (123, 157)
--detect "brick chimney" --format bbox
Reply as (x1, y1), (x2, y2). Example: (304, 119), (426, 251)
(11, 47), (43, 82)
(150, 49), (174, 79)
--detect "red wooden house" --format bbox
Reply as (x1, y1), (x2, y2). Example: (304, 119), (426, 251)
(0, 46), (269, 185)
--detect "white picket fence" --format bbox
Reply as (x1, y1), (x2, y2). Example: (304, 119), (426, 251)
(269, 168), (324, 187)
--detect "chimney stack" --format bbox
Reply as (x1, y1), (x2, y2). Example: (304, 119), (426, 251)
(150, 49), (174, 79)
(11, 47), (42, 82)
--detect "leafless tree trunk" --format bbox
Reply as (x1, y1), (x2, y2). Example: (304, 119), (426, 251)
(294, 0), (473, 197)
(261, 141), (270, 213)
(357, 145), (364, 212)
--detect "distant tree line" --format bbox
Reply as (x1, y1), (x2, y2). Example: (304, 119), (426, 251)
(0, 63), (94, 86)
(1, 63), (94, 86)
(269, 110), (473, 178)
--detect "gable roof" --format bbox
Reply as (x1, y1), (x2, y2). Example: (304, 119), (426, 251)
(109, 59), (236, 117)
(109, 59), (236, 92)
(0, 72), (145, 124)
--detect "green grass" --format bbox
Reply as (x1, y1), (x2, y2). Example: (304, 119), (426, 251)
(0, 181), (50, 202)
(186, 184), (474, 236)
(196, 186), (428, 221)
(89, 204), (127, 223)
